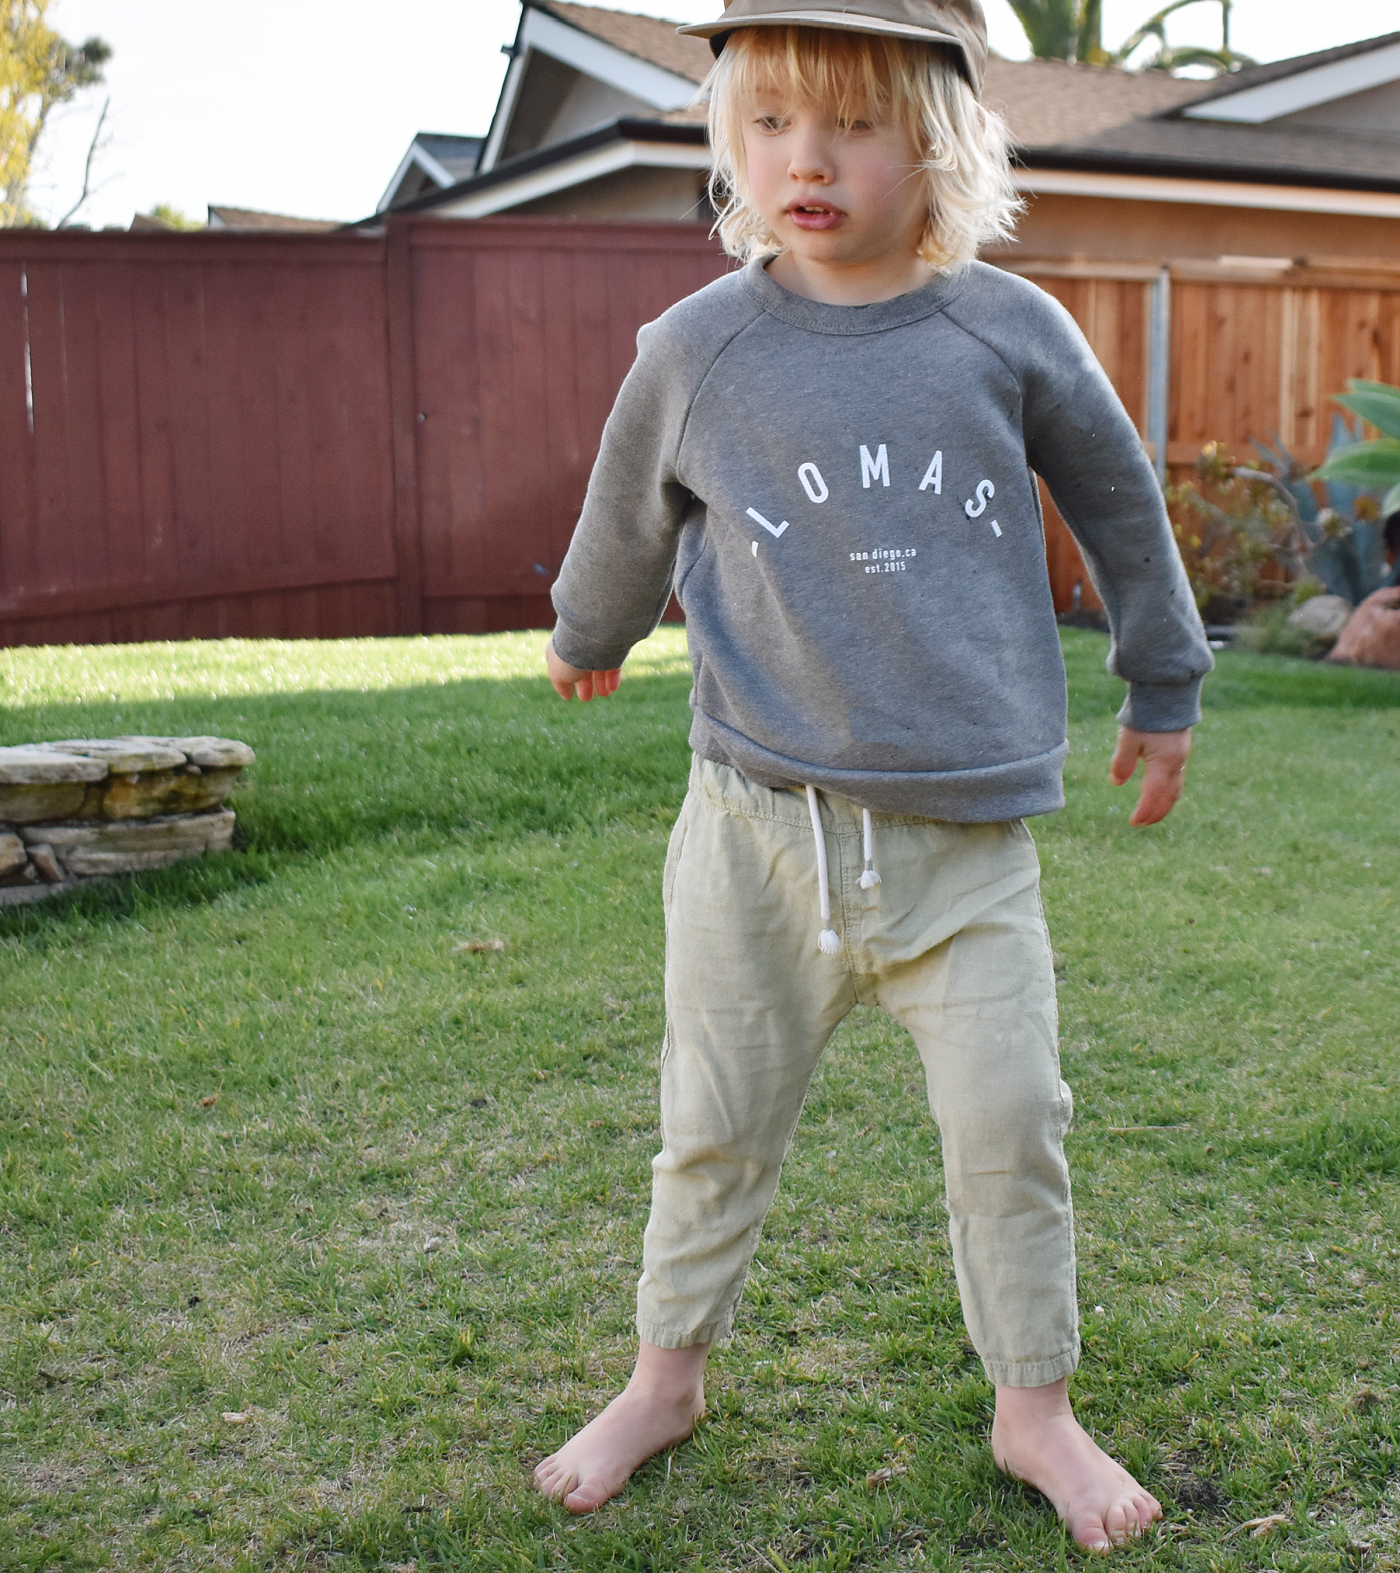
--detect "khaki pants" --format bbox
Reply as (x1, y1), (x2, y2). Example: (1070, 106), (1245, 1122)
(637, 757), (1079, 1388)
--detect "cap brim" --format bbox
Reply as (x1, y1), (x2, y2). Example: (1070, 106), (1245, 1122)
(678, 12), (966, 48)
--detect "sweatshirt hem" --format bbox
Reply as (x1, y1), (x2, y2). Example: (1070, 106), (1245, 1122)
(691, 715), (1069, 822)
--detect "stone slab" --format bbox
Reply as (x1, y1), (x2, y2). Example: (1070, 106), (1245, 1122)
(26, 843), (64, 883)
(0, 831), (27, 875)
(23, 809), (235, 876)
(0, 877), (91, 907)
(120, 735), (255, 769)
(96, 766), (244, 821)
(0, 781), (89, 824)
(0, 746), (108, 785)
(43, 739), (186, 773)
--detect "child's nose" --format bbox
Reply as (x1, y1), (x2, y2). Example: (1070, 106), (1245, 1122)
(787, 132), (833, 182)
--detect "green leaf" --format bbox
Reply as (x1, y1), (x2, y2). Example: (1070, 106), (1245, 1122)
(1383, 481), (1400, 520)
(1311, 439), (1400, 488)
(1334, 389), (1400, 442)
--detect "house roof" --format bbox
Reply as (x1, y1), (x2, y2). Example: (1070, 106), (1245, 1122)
(413, 134), (486, 181)
(982, 56), (1208, 146)
(378, 133), (485, 212)
(374, 7), (1400, 224)
(1026, 116), (1400, 192)
(1179, 28), (1400, 109)
(206, 205), (340, 232)
(530, 1), (712, 83)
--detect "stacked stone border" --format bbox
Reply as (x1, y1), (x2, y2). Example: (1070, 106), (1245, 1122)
(0, 737), (253, 907)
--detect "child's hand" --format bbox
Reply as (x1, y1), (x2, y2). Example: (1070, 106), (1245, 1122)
(1108, 727), (1192, 826)
(545, 638), (622, 702)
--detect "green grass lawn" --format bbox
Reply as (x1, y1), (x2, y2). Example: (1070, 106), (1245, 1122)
(0, 628), (1396, 1573)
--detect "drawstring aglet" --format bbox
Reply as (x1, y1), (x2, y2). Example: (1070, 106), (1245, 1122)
(859, 808), (881, 889)
(805, 785), (842, 957)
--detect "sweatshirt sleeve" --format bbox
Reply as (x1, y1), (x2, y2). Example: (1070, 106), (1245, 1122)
(549, 318), (702, 673)
(1011, 287), (1213, 732)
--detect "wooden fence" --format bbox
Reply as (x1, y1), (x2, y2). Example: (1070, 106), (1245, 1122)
(0, 219), (726, 647)
(1011, 254), (1400, 609)
(2, 219), (1398, 647)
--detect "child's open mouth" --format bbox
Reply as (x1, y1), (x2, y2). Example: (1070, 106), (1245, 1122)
(787, 202), (842, 231)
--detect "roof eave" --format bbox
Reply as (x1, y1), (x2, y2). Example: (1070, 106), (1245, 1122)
(1015, 144), (1400, 197)
(391, 119), (707, 215)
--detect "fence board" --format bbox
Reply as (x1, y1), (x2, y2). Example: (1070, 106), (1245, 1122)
(407, 219), (729, 633)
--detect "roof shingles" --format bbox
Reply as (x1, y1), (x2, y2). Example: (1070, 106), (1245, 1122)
(534, 1), (712, 82)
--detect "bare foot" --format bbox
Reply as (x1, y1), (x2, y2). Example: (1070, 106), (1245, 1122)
(534, 1340), (708, 1513)
(992, 1379), (1162, 1552)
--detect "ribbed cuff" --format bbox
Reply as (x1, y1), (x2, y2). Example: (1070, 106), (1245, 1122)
(549, 617), (632, 675)
(1117, 678), (1203, 733)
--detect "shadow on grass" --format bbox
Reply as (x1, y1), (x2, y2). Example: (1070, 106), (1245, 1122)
(0, 669), (696, 862)
(0, 849), (279, 945)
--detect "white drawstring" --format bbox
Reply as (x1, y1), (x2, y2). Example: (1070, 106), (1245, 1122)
(805, 785), (842, 955)
(860, 808), (881, 889)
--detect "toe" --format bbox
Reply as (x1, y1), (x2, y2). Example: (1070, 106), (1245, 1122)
(1105, 1500), (1137, 1545)
(562, 1481), (608, 1514)
(535, 1461), (574, 1501)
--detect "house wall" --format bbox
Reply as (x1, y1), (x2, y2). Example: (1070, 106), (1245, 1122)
(511, 165), (710, 222)
(994, 190), (1400, 263)
(1279, 77), (1400, 136)
(543, 73), (656, 147)
(502, 53), (647, 162)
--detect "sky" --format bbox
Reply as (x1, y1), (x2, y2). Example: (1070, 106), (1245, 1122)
(28, 0), (1400, 230)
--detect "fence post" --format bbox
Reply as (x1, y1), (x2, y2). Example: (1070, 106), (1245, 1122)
(1147, 265), (1171, 489)
(385, 216), (425, 636)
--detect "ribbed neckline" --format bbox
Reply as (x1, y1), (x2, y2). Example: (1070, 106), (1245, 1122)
(740, 255), (967, 335)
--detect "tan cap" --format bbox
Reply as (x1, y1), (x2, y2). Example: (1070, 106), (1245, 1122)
(678, 0), (989, 94)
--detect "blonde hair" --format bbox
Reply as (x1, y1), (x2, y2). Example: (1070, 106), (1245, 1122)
(704, 27), (1021, 272)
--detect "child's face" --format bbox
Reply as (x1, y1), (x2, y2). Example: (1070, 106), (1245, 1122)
(740, 88), (927, 281)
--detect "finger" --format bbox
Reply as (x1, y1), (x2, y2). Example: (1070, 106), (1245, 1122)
(575, 672), (596, 702)
(1108, 730), (1141, 787)
(1130, 753), (1186, 826)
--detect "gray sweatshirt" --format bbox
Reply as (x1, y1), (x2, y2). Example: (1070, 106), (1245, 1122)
(551, 258), (1211, 822)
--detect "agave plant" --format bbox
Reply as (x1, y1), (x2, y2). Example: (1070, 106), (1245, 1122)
(1244, 399), (1400, 605)
(1312, 379), (1400, 522)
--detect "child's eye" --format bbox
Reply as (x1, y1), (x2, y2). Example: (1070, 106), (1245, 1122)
(840, 118), (874, 132)
(754, 115), (786, 132)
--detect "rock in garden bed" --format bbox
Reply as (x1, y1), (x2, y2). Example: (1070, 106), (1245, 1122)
(1329, 587), (1400, 670)
(0, 736), (252, 905)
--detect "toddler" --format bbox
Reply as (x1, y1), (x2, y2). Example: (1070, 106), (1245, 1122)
(536, 0), (1211, 1551)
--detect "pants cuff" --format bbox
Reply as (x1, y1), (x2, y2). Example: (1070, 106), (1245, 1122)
(637, 1316), (731, 1350)
(981, 1343), (1080, 1388)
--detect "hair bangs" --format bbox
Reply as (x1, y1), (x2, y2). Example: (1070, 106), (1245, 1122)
(727, 26), (898, 125)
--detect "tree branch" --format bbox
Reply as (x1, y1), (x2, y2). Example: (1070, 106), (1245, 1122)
(55, 95), (109, 228)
